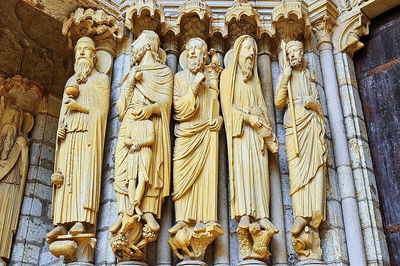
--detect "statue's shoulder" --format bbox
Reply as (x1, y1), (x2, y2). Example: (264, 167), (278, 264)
(174, 69), (187, 81)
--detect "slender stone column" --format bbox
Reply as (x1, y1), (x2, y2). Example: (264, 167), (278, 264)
(315, 21), (367, 266)
(257, 37), (288, 266)
(154, 34), (179, 266)
(210, 34), (230, 266)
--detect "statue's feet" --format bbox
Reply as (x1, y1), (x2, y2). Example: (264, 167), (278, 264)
(260, 218), (279, 233)
(109, 215), (123, 233)
(168, 221), (186, 234)
(193, 222), (206, 233)
(290, 217), (308, 235)
(142, 212), (160, 232)
(69, 222), (85, 235)
(47, 225), (67, 239)
(238, 215), (251, 229)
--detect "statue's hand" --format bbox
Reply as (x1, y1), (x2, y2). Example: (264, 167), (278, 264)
(283, 65), (292, 79)
(57, 127), (66, 140)
(135, 105), (153, 120)
(65, 99), (80, 111)
(194, 72), (206, 85)
(248, 115), (262, 128)
(210, 116), (223, 131)
(303, 97), (319, 112)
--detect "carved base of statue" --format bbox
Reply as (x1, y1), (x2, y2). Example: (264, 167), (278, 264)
(109, 211), (158, 263)
(236, 219), (278, 262)
(169, 222), (224, 262)
(291, 225), (323, 262)
(47, 233), (96, 265)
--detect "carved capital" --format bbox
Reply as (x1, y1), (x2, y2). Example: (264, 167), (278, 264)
(332, 10), (370, 57)
(313, 17), (336, 50)
(125, 0), (166, 36)
(272, 1), (311, 42)
(310, 0), (339, 50)
(62, 8), (124, 56)
(257, 36), (272, 56)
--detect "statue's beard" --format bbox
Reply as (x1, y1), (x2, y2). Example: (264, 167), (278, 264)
(75, 57), (94, 84)
(130, 46), (147, 66)
(239, 56), (254, 80)
(289, 57), (302, 67)
(0, 123), (17, 160)
(188, 56), (205, 73)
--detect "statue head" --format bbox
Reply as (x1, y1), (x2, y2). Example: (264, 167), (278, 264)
(74, 37), (96, 84)
(185, 38), (208, 73)
(0, 107), (20, 160)
(131, 30), (162, 66)
(285, 40), (304, 68)
(238, 36), (256, 81)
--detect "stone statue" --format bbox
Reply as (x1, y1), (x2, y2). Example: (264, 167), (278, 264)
(220, 35), (279, 262)
(169, 37), (224, 264)
(0, 75), (42, 266)
(275, 40), (328, 262)
(47, 37), (110, 264)
(109, 30), (173, 262)
(0, 104), (33, 265)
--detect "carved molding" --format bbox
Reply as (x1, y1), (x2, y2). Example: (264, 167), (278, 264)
(125, 0), (166, 36)
(332, 10), (370, 57)
(62, 8), (124, 55)
(271, 1), (311, 42)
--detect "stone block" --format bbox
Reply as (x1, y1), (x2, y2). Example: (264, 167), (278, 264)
(33, 182), (53, 202)
(320, 227), (348, 264)
(100, 178), (116, 204)
(10, 242), (25, 262)
(102, 137), (118, 171)
(21, 197), (42, 217)
(31, 113), (47, 140)
(26, 217), (52, 244)
(357, 199), (373, 229)
(327, 168), (340, 202)
(362, 227), (378, 262)
(39, 145), (55, 170)
(94, 229), (116, 264)
(97, 201), (118, 230)
(353, 168), (367, 201)
(323, 199), (344, 229)
(22, 243), (41, 264)
(29, 142), (42, 166)
(36, 166), (53, 186)
(15, 215), (30, 241)
(338, 84), (353, 119)
(344, 117), (356, 140)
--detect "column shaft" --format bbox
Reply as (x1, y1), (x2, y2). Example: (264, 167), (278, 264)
(319, 44), (367, 266)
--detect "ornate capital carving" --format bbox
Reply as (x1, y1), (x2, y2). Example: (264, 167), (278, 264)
(225, 0), (261, 37)
(310, 0), (338, 50)
(62, 8), (124, 55)
(125, 0), (166, 36)
(332, 11), (370, 57)
(176, 0), (212, 44)
(272, 1), (311, 42)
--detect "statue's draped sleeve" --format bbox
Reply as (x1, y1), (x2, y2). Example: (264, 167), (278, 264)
(173, 72), (199, 122)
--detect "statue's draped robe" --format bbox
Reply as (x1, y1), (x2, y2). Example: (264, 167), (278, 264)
(115, 63), (172, 219)
(0, 138), (28, 258)
(221, 36), (276, 220)
(52, 71), (110, 225)
(275, 68), (327, 224)
(173, 69), (219, 223)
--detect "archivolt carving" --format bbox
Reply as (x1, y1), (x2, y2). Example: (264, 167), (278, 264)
(333, 11), (370, 57)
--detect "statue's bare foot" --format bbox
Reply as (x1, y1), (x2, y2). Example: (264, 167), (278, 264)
(206, 220), (221, 228)
(47, 225), (67, 239)
(290, 217), (308, 235)
(193, 222), (206, 233)
(109, 215), (123, 233)
(260, 218), (279, 233)
(169, 221), (186, 234)
(69, 222), (85, 235)
(238, 215), (251, 229)
(143, 213), (160, 232)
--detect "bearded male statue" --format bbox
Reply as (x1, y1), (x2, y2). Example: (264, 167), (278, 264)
(220, 35), (279, 262)
(47, 37), (110, 263)
(168, 37), (224, 263)
(0, 104), (32, 265)
(109, 30), (173, 262)
(275, 40), (328, 262)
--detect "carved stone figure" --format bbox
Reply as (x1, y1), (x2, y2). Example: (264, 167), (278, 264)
(275, 40), (328, 262)
(169, 37), (224, 264)
(220, 35), (279, 263)
(109, 30), (173, 262)
(0, 76), (42, 266)
(47, 37), (110, 264)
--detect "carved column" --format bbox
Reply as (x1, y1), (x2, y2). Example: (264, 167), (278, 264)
(257, 36), (288, 266)
(313, 13), (367, 266)
(209, 34), (230, 266)
(154, 33), (179, 266)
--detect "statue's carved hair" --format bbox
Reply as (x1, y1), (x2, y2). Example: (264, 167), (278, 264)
(136, 30), (163, 64)
(185, 37), (208, 61)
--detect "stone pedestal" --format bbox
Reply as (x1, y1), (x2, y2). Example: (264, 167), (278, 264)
(177, 259), (207, 266)
(297, 259), (326, 266)
(238, 259), (268, 266)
